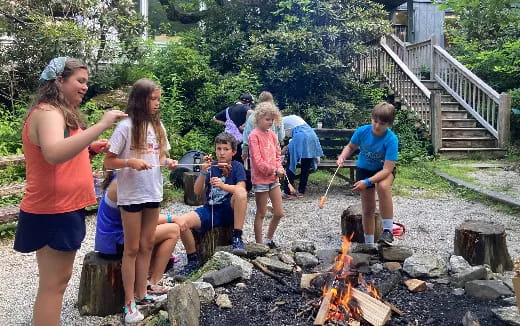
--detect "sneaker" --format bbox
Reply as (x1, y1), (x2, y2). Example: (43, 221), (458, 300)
(176, 260), (201, 278)
(281, 192), (293, 200)
(124, 301), (144, 324)
(378, 229), (394, 246)
(232, 236), (246, 255)
(263, 238), (278, 249)
(135, 293), (155, 305)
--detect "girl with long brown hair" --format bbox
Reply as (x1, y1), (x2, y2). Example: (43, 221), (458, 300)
(104, 78), (177, 323)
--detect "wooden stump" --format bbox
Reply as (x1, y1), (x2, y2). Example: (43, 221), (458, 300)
(194, 226), (233, 264)
(341, 203), (382, 243)
(77, 251), (124, 316)
(184, 172), (205, 206)
(454, 220), (513, 272)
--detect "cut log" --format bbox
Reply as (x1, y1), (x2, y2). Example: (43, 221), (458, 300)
(351, 288), (391, 326)
(454, 220), (513, 272)
(77, 251), (124, 316)
(183, 172), (205, 206)
(301, 273), (321, 289)
(194, 226), (233, 264)
(313, 291), (334, 325)
(341, 204), (382, 243)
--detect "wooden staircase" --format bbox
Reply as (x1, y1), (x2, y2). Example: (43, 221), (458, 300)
(423, 81), (506, 158)
(355, 35), (511, 159)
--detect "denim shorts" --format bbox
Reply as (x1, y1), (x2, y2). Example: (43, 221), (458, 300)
(14, 208), (86, 253)
(194, 201), (234, 233)
(253, 182), (280, 193)
(120, 202), (160, 212)
(356, 167), (396, 188)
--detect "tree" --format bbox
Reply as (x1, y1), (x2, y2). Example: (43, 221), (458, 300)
(0, 0), (146, 106)
(158, 0), (390, 111)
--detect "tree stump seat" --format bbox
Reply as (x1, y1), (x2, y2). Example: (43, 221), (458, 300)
(341, 203), (382, 243)
(194, 226), (233, 264)
(183, 172), (205, 206)
(454, 220), (513, 272)
(77, 251), (124, 316)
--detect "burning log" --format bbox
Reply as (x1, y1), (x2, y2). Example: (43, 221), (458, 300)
(313, 291), (335, 325)
(351, 288), (391, 326)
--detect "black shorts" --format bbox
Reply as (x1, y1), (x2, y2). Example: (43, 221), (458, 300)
(14, 208), (86, 253)
(356, 167), (396, 188)
(119, 201), (160, 213)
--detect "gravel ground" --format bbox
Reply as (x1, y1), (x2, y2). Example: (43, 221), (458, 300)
(468, 169), (520, 202)
(1, 172), (520, 325)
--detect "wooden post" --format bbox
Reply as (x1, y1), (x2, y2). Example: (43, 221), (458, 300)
(77, 252), (124, 316)
(183, 172), (205, 206)
(454, 220), (513, 272)
(430, 92), (442, 153)
(430, 34), (439, 79)
(498, 92), (511, 149)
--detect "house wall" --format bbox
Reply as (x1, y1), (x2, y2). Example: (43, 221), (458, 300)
(397, 0), (446, 44)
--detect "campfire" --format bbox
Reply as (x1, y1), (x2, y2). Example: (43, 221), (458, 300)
(312, 236), (391, 326)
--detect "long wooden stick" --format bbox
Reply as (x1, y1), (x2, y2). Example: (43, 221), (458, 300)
(319, 165), (341, 208)
(251, 260), (300, 293)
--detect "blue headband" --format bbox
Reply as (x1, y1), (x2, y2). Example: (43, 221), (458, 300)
(39, 57), (68, 82)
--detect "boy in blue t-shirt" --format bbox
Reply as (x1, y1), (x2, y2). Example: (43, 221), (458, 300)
(171, 132), (248, 276)
(337, 102), (398, 246)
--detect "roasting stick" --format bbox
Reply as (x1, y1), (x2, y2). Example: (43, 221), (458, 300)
(284, 173), (296, 194)
(319, 165), (340, 209)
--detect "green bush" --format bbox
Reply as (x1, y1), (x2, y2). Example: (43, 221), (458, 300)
(0, 103), (24, 155)
(392, 109), (433, 164)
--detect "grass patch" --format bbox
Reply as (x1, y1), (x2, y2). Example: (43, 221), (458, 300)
(429, 159), (478, 182)
(0, 165), (25, 185)
(308, 169), (347, 186)
(0, 222), (17, 239)
(392, 163), (452, 198)
(0, 194), (22, 206)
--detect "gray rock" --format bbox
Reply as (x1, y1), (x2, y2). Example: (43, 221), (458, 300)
(381, 246), (413, 262)
(491, 306), (520, 326)
(462, 311), (480, 326)
(349, 253), (371, 268)
(403, 254), (448, 278)
(450, 266), (487, 288)
(203, 265), (243, 287)
(167, 282), (200, 326)
(278, 252), (296, 265)
(453, 288), (465, 296)
(209, 251), (253, 280)
(215, 294), (232, 309)
(377, 272), (401, 297)
(255, 256), (293, 273)
(465, 280), (513, 299)
(384, 262), (402, 272)
(449, 255), (472, 274)
(316, 249), (340, 264)
(192, 282), (215, 304)
(349, 243), (378, 255)
(291, 240), (316, 253)
(215, 242), (270, 259)
(294, 252), (319, 267)
(235, 282), (247, 289)
(371, 263), (384, 273)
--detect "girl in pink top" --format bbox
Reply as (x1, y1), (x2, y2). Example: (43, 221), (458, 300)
(248, 102), (285, 248)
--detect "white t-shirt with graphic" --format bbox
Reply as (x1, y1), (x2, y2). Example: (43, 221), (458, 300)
(109, 118), (170, 206)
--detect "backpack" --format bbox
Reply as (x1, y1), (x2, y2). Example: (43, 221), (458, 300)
(224, 107), (243, 142)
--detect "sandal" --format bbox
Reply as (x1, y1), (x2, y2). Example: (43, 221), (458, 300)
(147, 283), (170, 295)
(282, 192), (293, 200)
(295, 192), (304, 198)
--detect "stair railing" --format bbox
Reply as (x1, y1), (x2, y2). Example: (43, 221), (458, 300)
(432, 45), (511, 147)
(356, 37), (434, 132)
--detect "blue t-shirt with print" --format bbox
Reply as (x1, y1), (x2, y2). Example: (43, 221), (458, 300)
(204, 160), (246, 206)
(350, 124), (398, 171)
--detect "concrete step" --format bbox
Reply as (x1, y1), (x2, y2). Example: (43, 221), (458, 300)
(438, 148), (507, 159)
(442, 128), (490, 138)
(442, 137), (498, 148)
(442, 119), (477, 128)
